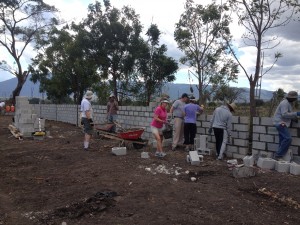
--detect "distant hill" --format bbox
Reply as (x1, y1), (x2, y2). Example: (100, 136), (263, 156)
(0, 77), (274, 102)
(0, 76), (43, 99)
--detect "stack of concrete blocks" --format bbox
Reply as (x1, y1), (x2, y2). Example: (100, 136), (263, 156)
(14, 96), (45, 137)
(290, 163), (300, 175)
(186, 150), (204, 166)
(194, 135), (211, 155)
(112, 147), (127, 156)
(257, 157), (276, 170)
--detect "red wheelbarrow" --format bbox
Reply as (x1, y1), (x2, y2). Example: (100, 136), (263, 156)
(94, 123), (148, 149)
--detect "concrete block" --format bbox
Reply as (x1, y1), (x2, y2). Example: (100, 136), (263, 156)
(243, 155), (254, 167)
(196, 148), (211, 155)
(232, 167), (256, 178)
(290, 162), (300, 175)
(186, 151), (203, 165)
(111, 147), (127, 156)
(275, 161), (291, 173)
(257, 157), (276, 170)
(283, 149), (293, 162)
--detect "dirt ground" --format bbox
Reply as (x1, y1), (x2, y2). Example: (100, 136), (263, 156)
(1, 115), (300, 225)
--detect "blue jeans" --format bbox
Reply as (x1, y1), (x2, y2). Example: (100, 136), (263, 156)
(275, 123), (292, 157)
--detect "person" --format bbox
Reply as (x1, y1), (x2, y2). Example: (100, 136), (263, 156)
(209, 102), (236, 160)
(183, 97), (204, 151)
(80, 90), (94, 151)
(0, 101), (5, 115)
(107, 93), (119, 132)
(150, 99), (170, 157)
(273, 91), (300, 160)
(170, 93), (189, 150)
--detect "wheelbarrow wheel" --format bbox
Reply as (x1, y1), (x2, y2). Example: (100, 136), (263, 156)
(133, 138), (146, 150)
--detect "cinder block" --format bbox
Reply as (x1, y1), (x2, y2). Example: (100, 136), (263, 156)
(257, 158), (276, 170)
(290, 162), (300, 175)
(187, 151), (203, 165)
(232, 167), (256, 178)
(243, 155), (254, 167)
(111, 147), (127, 156)
(282, 149), (293, 162)
(197, 148), (211, 155)
(275, 161), (290, 173)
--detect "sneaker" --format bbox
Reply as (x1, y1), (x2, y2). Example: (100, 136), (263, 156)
(155, 152), (161, 157)
(84, 148), (89, 151)
(172, 146), (176, 151)
(185, 146), (190, 152)
(160, 152), (167, 157)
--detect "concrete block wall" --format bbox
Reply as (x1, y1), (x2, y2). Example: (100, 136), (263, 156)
(31, 103), (300, 159)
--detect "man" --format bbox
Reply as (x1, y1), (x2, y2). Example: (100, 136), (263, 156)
(170, 93), (189, 150)
(0, 101), (5, 115)
(183, 97), (204, 151)
(273, 91), (300, 160)
(80, 90), (94, 151)
(107, 93), (119, 132)
(209, 102), (236, 160)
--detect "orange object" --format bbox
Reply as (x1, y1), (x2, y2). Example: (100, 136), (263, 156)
(5, 105), (10, 112)
(10, 105), (15, 112)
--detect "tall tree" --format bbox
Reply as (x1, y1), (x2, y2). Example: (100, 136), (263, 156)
(174, 0), (238, 104)
(84, 0), (143, 100)
(0, 0), (59, 103)
(30, 24), (99, 104)
(226, 0), (300, 154)
(137, 24), (178, 104)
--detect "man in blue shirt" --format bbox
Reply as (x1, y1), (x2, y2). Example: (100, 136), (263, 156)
(183, 97), (204, 151)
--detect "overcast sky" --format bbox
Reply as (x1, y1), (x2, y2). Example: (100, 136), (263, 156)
(1, 0), (300, 92)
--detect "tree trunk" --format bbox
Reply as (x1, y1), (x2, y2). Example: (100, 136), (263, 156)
(12, 71), (28, 104)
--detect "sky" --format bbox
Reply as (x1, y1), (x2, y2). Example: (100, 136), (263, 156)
(1, 0), (300, 92)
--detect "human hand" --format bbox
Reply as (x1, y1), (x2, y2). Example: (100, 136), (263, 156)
(208, 128), (212, 134)
(227, 136), (231, 144)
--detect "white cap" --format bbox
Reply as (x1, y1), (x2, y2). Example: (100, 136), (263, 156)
(109, 93), (115, 98)
(85, 90), (93, 99)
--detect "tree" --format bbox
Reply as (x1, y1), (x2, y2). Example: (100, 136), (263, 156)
(174, 0), (239, 105)
(84, 0), (143, 100)
(137, 24), (178, 104)
(226, 0), (300, 153)
(213, 86), (245, 103)
(0, 0), (59, 103)
(30, 24), (99, 104)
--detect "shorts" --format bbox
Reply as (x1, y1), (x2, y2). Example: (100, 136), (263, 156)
(81, 117), (94, 135)
(151, 126), (163, 135)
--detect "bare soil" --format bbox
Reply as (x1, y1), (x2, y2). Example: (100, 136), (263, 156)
(1, 115), (300, 225)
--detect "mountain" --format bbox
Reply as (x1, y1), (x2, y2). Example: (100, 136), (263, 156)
(0, 77), (274, 102)
(0, 76), (43, 99)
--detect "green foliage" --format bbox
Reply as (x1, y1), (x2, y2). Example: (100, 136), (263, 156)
(174, 1), (238, 104)
(0, 0), (60, 102)
(136, 24), (178, 103)
(30, 24), (99, 104)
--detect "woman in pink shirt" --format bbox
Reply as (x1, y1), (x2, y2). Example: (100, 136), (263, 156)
(151, 99), (169, 157)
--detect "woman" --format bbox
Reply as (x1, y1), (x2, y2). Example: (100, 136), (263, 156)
(150, 99), (169, 157)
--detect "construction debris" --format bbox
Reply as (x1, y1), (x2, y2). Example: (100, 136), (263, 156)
(8, 124), (23, 140)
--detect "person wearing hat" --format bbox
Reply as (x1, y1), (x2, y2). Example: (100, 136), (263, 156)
(273, 91), (300, 160)
(80, 90), (94, 151)
(107, 93), (119, 132)
(208, 102), (237, 160)
(150, 98), (170, 157)
(0, 101), (5, 115)
(183, 97), (204, 151)
(170, 93), (189, 151)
